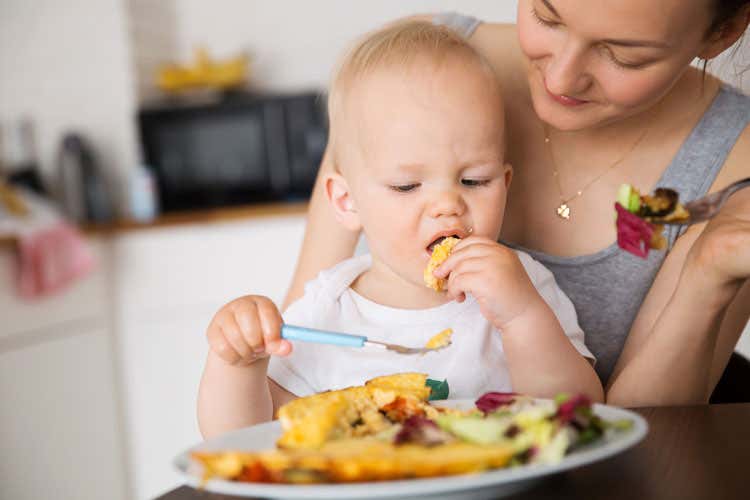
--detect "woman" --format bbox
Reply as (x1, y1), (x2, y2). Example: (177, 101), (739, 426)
(283, 0), (750, 406)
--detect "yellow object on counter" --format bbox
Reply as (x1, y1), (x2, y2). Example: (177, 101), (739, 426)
(0, 180), (29, 216)
(157, 47), (249, 93)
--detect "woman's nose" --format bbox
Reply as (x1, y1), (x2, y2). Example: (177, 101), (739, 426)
(545, 39), (592, 97)
(427, 191), (466, 219)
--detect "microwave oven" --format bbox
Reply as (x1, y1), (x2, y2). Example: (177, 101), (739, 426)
(138, 91), (328, 212)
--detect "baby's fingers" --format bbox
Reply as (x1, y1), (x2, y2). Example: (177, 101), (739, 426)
(431, 237), (484, 278)
(223, 313), (259, 362)
(207, 322), (242, 364)
(255, 298), (292, 356)
(445, 268), (484, 303)
(231, 302), (267, 357)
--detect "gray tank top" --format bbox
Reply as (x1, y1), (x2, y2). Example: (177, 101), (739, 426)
(435, 12), (750, 383)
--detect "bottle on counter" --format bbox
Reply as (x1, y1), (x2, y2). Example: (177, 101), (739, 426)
(57, 132), (113, 223)
(128, 164), (159, 222)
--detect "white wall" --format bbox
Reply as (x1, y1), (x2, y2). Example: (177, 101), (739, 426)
(164, 1), (518, 95)
(0, 0), (139, 213)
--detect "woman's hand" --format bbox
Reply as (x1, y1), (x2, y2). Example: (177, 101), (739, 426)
(206, 295), (291, 366)
(684, 192), (750, 292)
(607, 189), (750, 406)
(433, 237), (542, 330)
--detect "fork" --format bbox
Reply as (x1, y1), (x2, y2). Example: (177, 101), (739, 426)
(281, 324), (450, 355)
(651, 177), (750, 226)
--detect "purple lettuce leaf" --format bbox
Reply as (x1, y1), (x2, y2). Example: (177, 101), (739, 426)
(393, 416), (450, 446)
(615, 202), (655, 259)
(475, 392), (518, 414)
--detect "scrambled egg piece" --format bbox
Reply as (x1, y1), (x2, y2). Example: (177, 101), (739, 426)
(275, 373), (431, 450)
(424, 328), (453, 350)
(423, 237), (460, 291)
(193, 439), (513, 484)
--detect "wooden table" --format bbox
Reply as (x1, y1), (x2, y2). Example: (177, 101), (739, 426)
(156, 404), (750, 500)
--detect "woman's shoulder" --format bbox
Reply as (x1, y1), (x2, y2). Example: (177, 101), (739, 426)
(713, 107), (750, 189)
(465, 21), (527, 93)
(421, 13), (527, 98)
(697, 75), (750, 191)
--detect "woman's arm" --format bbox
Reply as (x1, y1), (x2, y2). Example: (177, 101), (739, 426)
(282, 146), (360, 310)
(607, 129), (750, 407)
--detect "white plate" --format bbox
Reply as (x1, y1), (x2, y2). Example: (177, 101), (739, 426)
(174, 400), (647, 500)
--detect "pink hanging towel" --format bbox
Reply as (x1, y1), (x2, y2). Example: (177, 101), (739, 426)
(16, 222), (95, 299)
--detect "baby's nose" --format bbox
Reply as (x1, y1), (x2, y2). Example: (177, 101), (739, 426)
(428, 191), (466, 218)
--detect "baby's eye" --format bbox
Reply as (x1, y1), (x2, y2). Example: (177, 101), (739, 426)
(461, 178), (491, 187)
(389, 183), (420, 193)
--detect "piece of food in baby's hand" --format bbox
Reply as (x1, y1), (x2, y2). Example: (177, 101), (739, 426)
(614, 184), (689, 258)
(424, 237), (460, 291)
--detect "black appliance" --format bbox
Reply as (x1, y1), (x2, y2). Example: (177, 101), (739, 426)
(138, 91), (328, 212)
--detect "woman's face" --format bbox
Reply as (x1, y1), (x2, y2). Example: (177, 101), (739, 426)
(517, 0), (715, 130)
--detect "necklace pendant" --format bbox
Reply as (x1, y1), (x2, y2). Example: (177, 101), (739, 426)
(556, 203), (571, 220)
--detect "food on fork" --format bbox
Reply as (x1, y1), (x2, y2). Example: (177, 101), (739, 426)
(618, 184), (690, 222)
(424, 237), (460, 291)
(424, 328), (453, 350)
(191, 373), (633, 485)
(614, 184), (690, 258)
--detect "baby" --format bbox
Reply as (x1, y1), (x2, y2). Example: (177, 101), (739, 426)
(198, 21), (602, 438)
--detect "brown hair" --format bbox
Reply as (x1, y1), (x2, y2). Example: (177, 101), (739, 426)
(708, 0), (750, 35)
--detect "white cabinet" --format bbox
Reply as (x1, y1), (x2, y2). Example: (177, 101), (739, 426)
(0, 327), (128, 500)
(0, 239), (128, 500)
(112, 214), (306, 500)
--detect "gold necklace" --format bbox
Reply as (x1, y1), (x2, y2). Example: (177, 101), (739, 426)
(544, 123), (651, 220)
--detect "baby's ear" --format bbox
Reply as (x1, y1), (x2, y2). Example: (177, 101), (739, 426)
(504, 163), (513, 188)
(325, 172), (362, 231)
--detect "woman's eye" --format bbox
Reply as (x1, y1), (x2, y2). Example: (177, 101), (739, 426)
(602, 47), (646, 70)
(461, 179), (491, 187)
(531, 8), (559, 28)
(389, 184), (419, 193)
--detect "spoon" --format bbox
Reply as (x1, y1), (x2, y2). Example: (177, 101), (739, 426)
(281, 324), (452, 355)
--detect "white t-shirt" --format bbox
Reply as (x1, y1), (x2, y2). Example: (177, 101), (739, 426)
(268, 251), (593, 399)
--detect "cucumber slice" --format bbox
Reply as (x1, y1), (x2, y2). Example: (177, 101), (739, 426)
(628, 191), (641, 213)
(616, 184), (642, 213)
(616, 184), (632, 209)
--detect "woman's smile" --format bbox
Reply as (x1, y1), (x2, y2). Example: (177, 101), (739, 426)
(544, 77), (591, 107)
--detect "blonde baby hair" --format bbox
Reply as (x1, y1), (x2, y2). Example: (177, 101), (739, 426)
(327, 20), (499, 169)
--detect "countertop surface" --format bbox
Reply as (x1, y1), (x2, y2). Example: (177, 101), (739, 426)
(0, 201), (308, 247)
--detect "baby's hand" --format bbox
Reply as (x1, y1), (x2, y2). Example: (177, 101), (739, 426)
(433, 237), (542, 330)
(206, 295), (292, 365)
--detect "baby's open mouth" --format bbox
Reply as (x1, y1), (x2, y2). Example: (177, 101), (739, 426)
(426, 235), (460, 254)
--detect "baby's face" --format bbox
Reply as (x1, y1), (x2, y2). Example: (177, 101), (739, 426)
(338, 55), (510, 293)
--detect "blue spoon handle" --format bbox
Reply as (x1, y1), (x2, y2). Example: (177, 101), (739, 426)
(281, 324), (367, 348)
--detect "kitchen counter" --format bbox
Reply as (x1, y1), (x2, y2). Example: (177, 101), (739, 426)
(0, 201), (309, 247)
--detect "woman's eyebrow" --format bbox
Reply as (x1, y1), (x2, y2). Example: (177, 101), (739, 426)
(543, 0), (671, 49)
